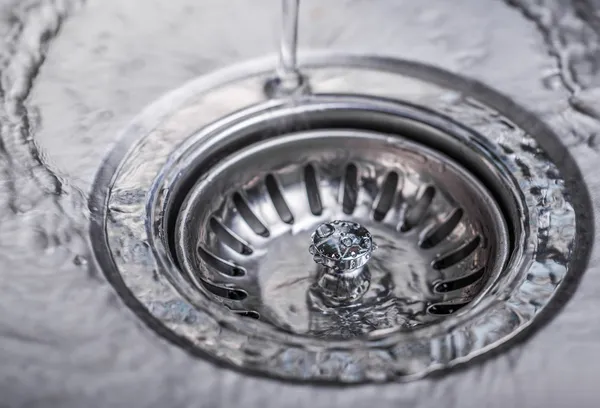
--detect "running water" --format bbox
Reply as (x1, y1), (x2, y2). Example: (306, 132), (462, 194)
(276, 0), (302, 89)
(266, 0), (308, 96)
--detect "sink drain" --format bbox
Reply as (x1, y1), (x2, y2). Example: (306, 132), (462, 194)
(91, 55), (590, 383)
(174, 126), (509, 337)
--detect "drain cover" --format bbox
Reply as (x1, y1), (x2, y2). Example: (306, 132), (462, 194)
(174, 128), (509, 337)
(91, 55), (590, 383)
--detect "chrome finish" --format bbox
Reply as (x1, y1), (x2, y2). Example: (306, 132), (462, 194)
(310, 221), (376, 273)
(309, 221), (375, 305)
(173, 126), (509, 336)
(92, 55), (583, 383)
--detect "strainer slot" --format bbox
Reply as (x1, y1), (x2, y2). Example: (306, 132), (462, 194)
(197, 246), (246, 277)
(432, 236), (481, 270)
(209, 217), (254, 255)
(373, 171), (399, 221)
(232, 192), (270, 237)
(420, 208), (464, 249)
(265, 174), (294, 224)
(304, 164), (323, 215)
(433, 266), (485, 293)
(401, 185), (436, 231)
(198, 279), (248, 301)
(342, 163), (359, 215)
(427, 301), (469, 315)
(232, 310), (260, 319)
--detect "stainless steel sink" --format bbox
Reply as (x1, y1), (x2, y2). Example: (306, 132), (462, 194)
(0, 0), (599, 406)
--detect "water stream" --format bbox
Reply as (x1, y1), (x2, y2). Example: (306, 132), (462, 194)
(276, 0), (302, 91)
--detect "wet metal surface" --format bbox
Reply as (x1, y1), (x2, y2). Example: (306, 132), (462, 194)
(169, 122), (510, 343)
(93, 56), (581, 382)
(0, 0), (599, 406)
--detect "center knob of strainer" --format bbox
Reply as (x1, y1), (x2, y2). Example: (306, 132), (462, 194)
(309, 221), (377, 305)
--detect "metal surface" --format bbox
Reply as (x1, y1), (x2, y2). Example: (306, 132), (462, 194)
(309, 220), (376, 305)
(90, 58), (582, 382)
(310, 221), (376, 274)
(172, 123), (510, 339)
(1, 0), (600, 406)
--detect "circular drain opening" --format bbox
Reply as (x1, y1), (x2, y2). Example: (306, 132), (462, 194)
(93, 56), (588, 383)
(171, 123), (511, 338)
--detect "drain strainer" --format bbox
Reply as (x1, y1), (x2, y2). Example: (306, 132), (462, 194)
(91, 55), (591, 383)
(174, 128), (509, 337)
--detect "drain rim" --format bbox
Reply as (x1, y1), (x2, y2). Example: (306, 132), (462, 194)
(152, 96), (525, 348)
(90, 54), (591, 382)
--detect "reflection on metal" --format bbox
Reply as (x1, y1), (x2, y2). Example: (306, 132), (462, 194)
(309, 220), (376, 305)
(173, 124), (508, 339)
(91, 55), (584, 383)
